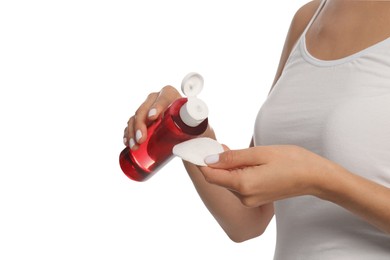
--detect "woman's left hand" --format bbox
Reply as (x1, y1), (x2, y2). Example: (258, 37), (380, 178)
(200, 145), (337, 207)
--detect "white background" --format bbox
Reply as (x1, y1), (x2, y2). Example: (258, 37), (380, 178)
(0, 1), (308, 259)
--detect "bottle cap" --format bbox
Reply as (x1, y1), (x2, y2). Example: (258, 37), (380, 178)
(181, 72), (204, 97)
(179, 97), (209, 127)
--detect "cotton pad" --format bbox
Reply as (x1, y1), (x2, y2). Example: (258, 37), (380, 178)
(172, 137), (224, 166)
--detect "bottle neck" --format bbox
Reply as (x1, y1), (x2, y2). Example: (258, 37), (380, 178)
(168, 98), (208, 136)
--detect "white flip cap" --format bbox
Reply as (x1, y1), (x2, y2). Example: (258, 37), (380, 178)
(179, 97), (208, 127)
(181, 72), (204, 97)
(180, 72), (208, 127)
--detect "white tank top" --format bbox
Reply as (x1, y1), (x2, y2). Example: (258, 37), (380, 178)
(254, 0), (390, 259)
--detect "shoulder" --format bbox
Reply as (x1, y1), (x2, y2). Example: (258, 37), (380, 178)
(289, 0), (322, 43)
(270, 1), (322, 88)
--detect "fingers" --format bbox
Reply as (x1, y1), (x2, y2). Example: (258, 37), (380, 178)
(123, 85), (181, 150)
(124, 117), (136, 149)
(123, 92), (157, 149)
(199, 146), (265, 191)
(221, 144), (230, 151)
(199, 165), (256, 196)
(199, 166), (239, 191)
(132, 92), (160, 144)
(151, 85), (181, 119)
(204, 146), (271, 170)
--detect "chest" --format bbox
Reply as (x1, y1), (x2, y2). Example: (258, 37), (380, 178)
(253, 48), (390, 185)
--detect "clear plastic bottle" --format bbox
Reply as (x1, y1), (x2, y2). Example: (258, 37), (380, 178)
(119, 73), (209, 181)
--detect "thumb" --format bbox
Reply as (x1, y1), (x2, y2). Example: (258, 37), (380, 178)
(202, 143), (229, 167)
(204, 146), (265, 169)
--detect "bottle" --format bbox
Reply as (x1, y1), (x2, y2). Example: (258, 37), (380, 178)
(119, 73), (209, 182)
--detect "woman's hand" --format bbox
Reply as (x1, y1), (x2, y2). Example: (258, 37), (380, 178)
(123, 85), (182, 150)
(199, 145), (336, 207)
(200, 145), (390, 233)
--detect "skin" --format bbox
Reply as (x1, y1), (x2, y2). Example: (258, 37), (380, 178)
(124, 0), (390, 242)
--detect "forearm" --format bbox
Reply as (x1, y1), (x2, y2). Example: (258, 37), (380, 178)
(183, 127), (274, 241)
(184, 161), (274, 242)
(316, 163), (390, 234)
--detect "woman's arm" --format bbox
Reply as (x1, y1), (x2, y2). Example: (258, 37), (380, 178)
(124, 0), (322, 242)
(199, 0), (390, 236)
(200, 145), (390, 234)
(184, 138), (274, 243)
(319, 162), (390, 234)
(182, 0), (322, 242)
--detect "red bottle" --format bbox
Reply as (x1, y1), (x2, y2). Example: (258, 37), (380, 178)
(119, 73), (209, 182)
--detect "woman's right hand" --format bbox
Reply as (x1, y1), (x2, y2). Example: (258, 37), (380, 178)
(123, 85), (182, 150)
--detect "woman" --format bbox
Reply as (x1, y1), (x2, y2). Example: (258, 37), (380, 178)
(124, 0), (390, 258)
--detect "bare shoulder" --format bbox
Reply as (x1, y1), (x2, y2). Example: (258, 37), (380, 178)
(291, 0), (322, 33)
(270, 0), (322, 88)
(287, 0), (322, 48)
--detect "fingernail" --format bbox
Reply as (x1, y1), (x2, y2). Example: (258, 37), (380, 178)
(123, 137), (127, 146)
(204, 154), (220, 165)
(136, 129), (142, 143)
(148, 108), (157, 117)
(129, 138), (135, 149)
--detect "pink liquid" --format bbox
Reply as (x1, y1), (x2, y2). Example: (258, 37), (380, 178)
(119, 98), (208, 181)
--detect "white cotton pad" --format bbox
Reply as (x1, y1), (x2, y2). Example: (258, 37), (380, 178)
(172, 137), (224, 166)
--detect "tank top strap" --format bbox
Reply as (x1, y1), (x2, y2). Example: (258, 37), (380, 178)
(302, 0), (327, 37)
(283, 0), (327, 68)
